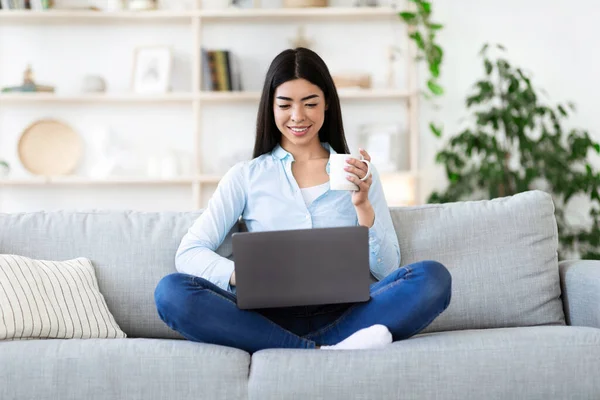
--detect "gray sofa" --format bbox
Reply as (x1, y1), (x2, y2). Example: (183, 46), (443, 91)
(1, 190), (599, 399)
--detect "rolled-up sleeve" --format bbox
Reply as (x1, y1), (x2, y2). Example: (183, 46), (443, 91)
(175, 161), (247, 292)
(366, 165), (401, 280)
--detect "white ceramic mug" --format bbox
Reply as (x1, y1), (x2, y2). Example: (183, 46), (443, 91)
(329, 152), (372, 191)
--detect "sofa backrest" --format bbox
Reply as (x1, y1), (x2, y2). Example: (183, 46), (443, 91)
(0, 210), (239, 339)
(390, 190), (565, 333)
(0, 190), (565, 340)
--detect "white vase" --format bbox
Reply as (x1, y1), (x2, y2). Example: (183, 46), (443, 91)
(128, 0), (157, 10)
(201, 0), (232, 9)
(105, 0), (125, 11)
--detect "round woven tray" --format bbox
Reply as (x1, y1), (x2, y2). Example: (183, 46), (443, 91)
(18, 119), (83, 176)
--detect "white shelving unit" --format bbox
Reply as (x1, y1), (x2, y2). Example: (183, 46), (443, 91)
(0, 1), (419, 209)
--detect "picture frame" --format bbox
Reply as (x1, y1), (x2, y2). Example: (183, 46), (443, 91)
(132, 46), (173, 94)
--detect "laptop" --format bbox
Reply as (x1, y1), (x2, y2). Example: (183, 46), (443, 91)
(232, 226), (371, 310)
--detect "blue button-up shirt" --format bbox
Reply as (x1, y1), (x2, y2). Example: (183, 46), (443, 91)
(175, 142), (401, 292)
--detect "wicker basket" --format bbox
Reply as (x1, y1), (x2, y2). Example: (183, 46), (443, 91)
(283, 0), (327, 8)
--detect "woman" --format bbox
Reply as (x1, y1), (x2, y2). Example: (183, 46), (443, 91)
(154, 47), (451, 353)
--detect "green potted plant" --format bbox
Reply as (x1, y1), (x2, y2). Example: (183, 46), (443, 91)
(429, 44), (600, 259)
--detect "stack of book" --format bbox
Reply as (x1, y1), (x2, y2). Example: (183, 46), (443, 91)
(201, 49), (243, 92)
(0, 0), (52, 9)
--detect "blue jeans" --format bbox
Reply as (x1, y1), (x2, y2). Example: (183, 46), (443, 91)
(154, 260), (451, 353)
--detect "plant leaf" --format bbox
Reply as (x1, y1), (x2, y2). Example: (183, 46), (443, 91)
(418, 1), (431, 14)
(558, 105), (567, 116)
(496, 43), (506, 50)
(484, 59), (493, 75)
(409, 31), (425, 50)
(399, 12), (417, 23)
(429, 122), (443, 137)
(428, 23), (443, 30)
(479, 43), (489, 55)
(594, 143), (600, 153)
(432, 45), (444, 62)
(427, 79), (444, 95)
(429, 62), (440, 78)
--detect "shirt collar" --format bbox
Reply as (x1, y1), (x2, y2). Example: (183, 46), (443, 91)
(271, 142), (337, 161)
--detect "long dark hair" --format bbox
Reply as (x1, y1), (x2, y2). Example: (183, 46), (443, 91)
(253, 47), (350, 158)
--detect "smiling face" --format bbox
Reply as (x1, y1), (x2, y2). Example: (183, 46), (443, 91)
(273, 78), (327, 151)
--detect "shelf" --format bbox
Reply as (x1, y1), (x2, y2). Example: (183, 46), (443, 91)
(199, 91), (260, 102)
(0, 89), (411, 104)
(0, 10), (195, 24)
(0, 175), (223, 186)
(0, 7), (400, 24)
(199, 7), (400, 22)
(201, 89), (411, 102)
(198, 89), (410, 102)
(0, 92), (196, 104)
(337, 88), (411, 100)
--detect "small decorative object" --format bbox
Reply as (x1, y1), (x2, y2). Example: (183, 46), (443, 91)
(0, 160), (9, 178)
(283, 0), (326, 7)
(127, 0), (157, 10)
(386, 46), (401, 88)
(1, 65), (55, 93)
(229, 0), (254, 8)
(132, 46), (173, 94)
(88, 127), (117, 179)
(289, 26), (314, 49)
(357, 123), (407, 173)
(18, 119), (83, 176)
(81, 75), (107, 93)
(201, 0), (233, 9)
(160, 150), (179, 178)
(105, 0), (125, 11)
(354, 0), (377, 6)
(157, 0), (195, 9)
(333, 73), (371, 89)
(146, 149), (190, 178)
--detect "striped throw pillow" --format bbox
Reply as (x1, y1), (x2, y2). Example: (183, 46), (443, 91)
(0, 254), (126, 340)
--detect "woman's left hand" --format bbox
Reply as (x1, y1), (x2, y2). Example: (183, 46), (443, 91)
(345, 148), (372, 207)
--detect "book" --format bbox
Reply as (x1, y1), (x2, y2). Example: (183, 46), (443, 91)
(202, 49), (243, 92)
(206, 51), (220, 91)
(223, 51), (233, 91)
(214, 50), (230, 91)
(200, 48), (214, 91)
(229, 52), (243, 91)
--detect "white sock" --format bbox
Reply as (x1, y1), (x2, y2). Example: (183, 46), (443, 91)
(320, 324), (392, 350)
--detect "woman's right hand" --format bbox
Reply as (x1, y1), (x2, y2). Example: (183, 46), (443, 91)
(230, 271), (236, 287)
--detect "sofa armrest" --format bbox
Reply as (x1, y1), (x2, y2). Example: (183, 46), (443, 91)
(559, 260), (600, 328)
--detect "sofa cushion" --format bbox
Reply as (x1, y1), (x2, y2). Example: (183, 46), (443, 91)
(249, 326), (600, 400)
(0, 211), (238, 339)
(0, 254), (125, 340)
(390, 190), (565, 333)
(0, 338), (249, 400)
